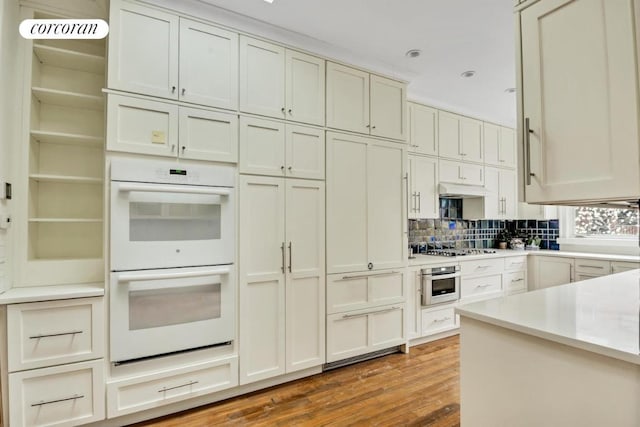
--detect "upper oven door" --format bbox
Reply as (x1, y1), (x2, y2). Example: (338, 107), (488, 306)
(110, 181), (235, 271)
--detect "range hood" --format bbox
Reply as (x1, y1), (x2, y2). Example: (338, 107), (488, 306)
(438, 182), (492, 198)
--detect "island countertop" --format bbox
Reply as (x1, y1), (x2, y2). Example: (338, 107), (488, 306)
(456, 269), (640, 364)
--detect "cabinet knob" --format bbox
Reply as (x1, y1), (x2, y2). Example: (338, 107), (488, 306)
(171, 144), (176, 152)
(281, 107), (286, 114)
(182, 88), (186, 95)
(366, 124), (370, 128)
(181, 146), (185, 153)
(288, 109), (292, 115)
(171, 86), (176, 93)
(288, 166), (292, 171)
(281, 166), (285, 172)
(368, 262), (373, 270)
(372, 125), (376, 130)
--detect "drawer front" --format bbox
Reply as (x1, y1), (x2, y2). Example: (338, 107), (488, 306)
(326, 304), (404, 363)
(9, 359), (105, 427)
(326, 271), (404, 314)
(107, 356), (238, 418)
(504, 271), (527, 295)
(574, 259), (610, 275)
(504, 256), (527, 271)
(460, 258), (503, 277)
(421, 306), (457, 336)
(461, 274), (502, 300)
(8, 297), (104, 372)
(575, 273), (601, 282)
(611, 261), (640, 274)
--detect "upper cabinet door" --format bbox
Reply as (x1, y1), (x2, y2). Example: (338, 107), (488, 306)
(483, 166), (501, 218)
(483, 122), (501, 166)
(438, 111), (461, 160)
(326, 62), (370, 134)
(285, 50), (325, 126)
(408, 103), (438, 156)
(520, 0), (640, 203)
(179, 107), (238, 163)
(239, 36), (286, 119)
(459, 117), (483, 163)
(239, 116), (286, 176)
(285, 124), (325, 180)
(370, 75), (407, 141)
(178, 19), (238, 110)
(108, 2), (179, 99)
(499, 126), (516, 168)
(500, 168), (517, 218)
(410, 156), (439, 219)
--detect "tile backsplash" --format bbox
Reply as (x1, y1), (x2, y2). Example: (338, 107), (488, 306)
(408, 218), (560, 250)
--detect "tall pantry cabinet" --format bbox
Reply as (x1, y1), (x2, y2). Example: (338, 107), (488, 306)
(17, 8), (106, 286)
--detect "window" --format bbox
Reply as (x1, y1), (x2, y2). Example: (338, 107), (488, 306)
(574, 207), (638, 238)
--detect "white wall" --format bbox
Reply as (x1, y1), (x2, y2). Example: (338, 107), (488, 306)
(0, 0), (20, 292)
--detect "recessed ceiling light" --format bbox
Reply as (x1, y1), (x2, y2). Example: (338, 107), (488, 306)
(460, 70), (476, 78)
(405, 49), (421, 58)
(504, 87), (516, 93)
(264, 0), (274, 3)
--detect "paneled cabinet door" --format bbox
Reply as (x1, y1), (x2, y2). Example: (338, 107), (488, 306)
(520, 0), (640, 203)
(239, 116), (286, 176)
(179, 19), (238, 110)
(106, 94), (179, 157)
(286, 124), (325, 180)
(439, 159), (484, 186)
(239, 176), (286, 385)
(408, 156), (438, 219)
(108, 2), (179, 99)
(484, 167), (517, 219)
(499, 127), (516, 168)
(179, 107), (238, 162)
(285, 179), (325, 372)
(370, 74), (407, 140)
(326, 132), (369, 273)
(460, 116), (483, 163)
(533, 257), (574, 290)
(408, 102), (438, 155)
(285, 50), (325, 126)
(501, 168), (517, 218)
(438, 111), (461, 159)
(326, 62), (370, 134)
(483, 123), (501, 166)
(367, 140), (406, 271)
(239, 36), (286, 119)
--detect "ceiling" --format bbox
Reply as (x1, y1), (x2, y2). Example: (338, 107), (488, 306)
(199, 0), (517, 127)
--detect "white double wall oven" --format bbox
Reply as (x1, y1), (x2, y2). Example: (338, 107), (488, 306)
(109, 159), (236, 363)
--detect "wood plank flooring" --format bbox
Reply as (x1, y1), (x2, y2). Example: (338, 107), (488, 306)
(133, 336), (460, 426)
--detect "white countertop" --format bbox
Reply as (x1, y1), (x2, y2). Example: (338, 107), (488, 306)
(456, 269), (640, 364)
(0, 283), (104, 304)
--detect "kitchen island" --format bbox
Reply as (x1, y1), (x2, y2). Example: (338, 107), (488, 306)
(456, 269), (640, 426)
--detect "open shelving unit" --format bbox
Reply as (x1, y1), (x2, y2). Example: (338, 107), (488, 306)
(22, 10), (106, 286)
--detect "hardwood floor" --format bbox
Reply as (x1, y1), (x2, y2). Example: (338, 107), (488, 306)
(133, 336), (460, 426)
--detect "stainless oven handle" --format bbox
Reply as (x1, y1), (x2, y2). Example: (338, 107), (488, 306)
(118, 266), (231, 282)
(422, 273), (460, 281)
(117, 182), (231, 196)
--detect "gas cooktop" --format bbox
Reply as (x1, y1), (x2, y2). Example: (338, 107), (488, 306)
(422, 248), (497, 257)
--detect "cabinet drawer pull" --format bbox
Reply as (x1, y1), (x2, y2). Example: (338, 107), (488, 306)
(341, 271), (400, 280)
(31, 394), (84, 407)
(342, 306), (401, 319)
(432, 316), (452, 323)
(475, 284), (491, 288)
(158, 381), (199, 393)
(475, 265), (490, 270)
(29, 330), (83, 339)
(511, 278), (524, 283)
(509, 261), (524, 266)
(578, 265), (604, 269)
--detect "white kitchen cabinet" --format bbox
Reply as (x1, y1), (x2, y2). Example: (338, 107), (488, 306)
(484, 123), (516, 168)
(518, 0), (640, 204)
(530, 256), (574, 290)
(109, 3), (238, 110)
(326, 62), (406, 140)
(326, 132), (406, 274)
(240, 36), (325, 125)
(438, 111), (483, 163)
(9, 359), (105, 427)
(408, 102), (438, 156)
(406, 268), (422, 340)
(421, 305), (458, 336)
(460, 258), (504, 304)
(504, 255), (528, 295)
(326, 270), (405, 315)
(408, 155), (439, 219)
(484, 167), (517, 219)
(575, 259), (610, 278)
(326, 303), (405, 363)
(239, 117), (324, 179)
(107, 94), (238, 162)
(239, 176), (325, 384)
(611, 261), (640, 274)
(19, 10), (105, 286)
(439, 159), (484, 186)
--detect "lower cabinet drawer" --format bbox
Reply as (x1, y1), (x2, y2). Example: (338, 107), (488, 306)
(107, 356), (238, 418)
(575, 259), (610, 275)
(504, 256), (527, 271)
(504, 271), (527, 295)
(9, 359), (105, 427)
(326, 304), (405, 363)
(326, 270), (405, 314)
(460, 274), (502, 301)
(421, 306), (458, 336)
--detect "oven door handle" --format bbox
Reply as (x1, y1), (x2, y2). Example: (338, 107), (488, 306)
(422, 273), (460, 281)
(117, 266), (231, 283)
(117, 182), (231, 197)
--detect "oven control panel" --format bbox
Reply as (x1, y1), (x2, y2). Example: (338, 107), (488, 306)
(111, 158), (235, 187)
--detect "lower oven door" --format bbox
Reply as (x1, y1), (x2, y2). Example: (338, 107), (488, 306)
(110, 181), (235, 271)
(110, 265), (235, 363)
